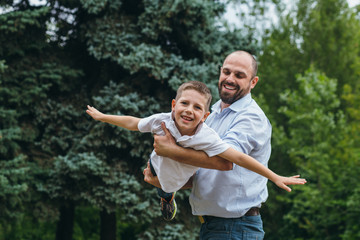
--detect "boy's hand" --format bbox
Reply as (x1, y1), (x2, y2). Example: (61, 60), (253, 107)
(86, 105), (104, 121)
(143, 162), (161, 188)
(275, 175), (307, 192)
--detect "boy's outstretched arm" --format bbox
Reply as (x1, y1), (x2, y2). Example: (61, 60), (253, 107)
(218, 148), (307, 192)
(272, 175), (306, 192)
(86, 105), (140, 131)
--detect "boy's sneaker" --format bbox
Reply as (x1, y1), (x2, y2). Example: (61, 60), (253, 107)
(160, 192), (177, 221)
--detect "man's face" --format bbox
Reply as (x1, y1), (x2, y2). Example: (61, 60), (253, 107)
(218, 53), (258, 106)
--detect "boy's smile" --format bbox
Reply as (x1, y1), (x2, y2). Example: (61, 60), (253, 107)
(171, 89), (210, 136)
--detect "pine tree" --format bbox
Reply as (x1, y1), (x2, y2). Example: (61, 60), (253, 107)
(1, 0), (260, 239)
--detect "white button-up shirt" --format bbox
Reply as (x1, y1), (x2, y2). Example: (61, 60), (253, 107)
(189, 93), (272, 217)
(138, 112), (230, 193)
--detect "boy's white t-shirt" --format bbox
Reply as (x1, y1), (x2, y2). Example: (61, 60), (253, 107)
(138, 112), (230, 193)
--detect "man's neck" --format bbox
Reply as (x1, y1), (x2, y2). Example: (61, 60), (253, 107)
(220, 102), (231, 111)
(220, 92), (251, 111)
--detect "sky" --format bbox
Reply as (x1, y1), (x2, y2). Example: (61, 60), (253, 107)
(1, 0), (359, 31)
(2, 0), (360, 19)
(225, 0), (360, 27)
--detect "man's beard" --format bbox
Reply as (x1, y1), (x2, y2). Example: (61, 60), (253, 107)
(218, 81), (246, 104)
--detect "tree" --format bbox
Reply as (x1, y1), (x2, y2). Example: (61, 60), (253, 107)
(268, 68), (360, 239)
(256, 0), (360, 239)
(0, 5), (57, 236)
(1, 0), (262, 239)
(0, 1), (82, 239)
(257, 0), (360, 119)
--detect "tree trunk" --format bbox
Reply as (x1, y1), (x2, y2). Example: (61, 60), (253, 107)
(55, 201), (75, 240)
(100, 209), (117, 240)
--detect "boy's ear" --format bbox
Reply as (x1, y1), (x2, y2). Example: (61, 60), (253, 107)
(171, 99), (176, 110)
(202, 111), (210, 122)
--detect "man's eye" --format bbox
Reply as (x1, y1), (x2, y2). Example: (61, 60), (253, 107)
(235, 73), (245, 79)
(222, 70), (230, 75)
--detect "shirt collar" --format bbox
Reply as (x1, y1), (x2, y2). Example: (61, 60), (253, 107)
(211, 93), (252, 113)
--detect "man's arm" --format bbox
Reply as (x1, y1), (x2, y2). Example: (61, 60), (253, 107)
(153, 123), (233, 171)
(86, 105), (140, 131)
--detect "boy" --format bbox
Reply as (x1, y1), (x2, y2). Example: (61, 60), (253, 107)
(86, 81), (306, 221)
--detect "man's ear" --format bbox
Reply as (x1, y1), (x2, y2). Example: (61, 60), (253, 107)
(250, 76), (259, 89)
(202, 112), (210, 122)
(171, 99), (176, 111)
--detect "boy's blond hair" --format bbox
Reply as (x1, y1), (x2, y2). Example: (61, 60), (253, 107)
(175, 81), (212, 111)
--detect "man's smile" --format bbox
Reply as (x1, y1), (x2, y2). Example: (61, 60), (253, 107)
(222, 82), (238, 92)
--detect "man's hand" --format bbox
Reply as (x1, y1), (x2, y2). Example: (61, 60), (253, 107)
(153, 122), (177, 158)
(86, 105), (104, 121)
(143, 162), (161, 188)
(153, 122), (233, 170)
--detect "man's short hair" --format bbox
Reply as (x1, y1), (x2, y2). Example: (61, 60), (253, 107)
(229, 51), (258, 79)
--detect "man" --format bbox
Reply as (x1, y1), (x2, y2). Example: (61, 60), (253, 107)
(145, 50), (271, 239)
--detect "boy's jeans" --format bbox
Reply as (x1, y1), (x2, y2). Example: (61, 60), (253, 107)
(149, 159), (173, 200)
(200, 215), (265, 240)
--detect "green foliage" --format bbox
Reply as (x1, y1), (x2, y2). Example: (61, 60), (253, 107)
(0, 0), (84, 236)
(80, 0), (110, 14)
(2, 0), (359, 238)
(257, 0), (360, 119)
(265, 68), (360, 239)
(73, 206), (99, 240)
(278, 67), (340, 157)
(0, 155), (30, 223)
(0, 212), (56, 240)
(0, 0), (261, 238)
(258, 2), (360, 238)
(0, 60), (7, 73)
(342, 84), (360, 149)
(43, 153), (142, 212)
(140, 223), (198, 240)
(0, 7), (49, 33)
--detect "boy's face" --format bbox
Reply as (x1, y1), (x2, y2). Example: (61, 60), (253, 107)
(171, 89), (210, 136)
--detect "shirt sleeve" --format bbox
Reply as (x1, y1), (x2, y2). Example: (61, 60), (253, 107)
(137, 113), (168, 135)
(181, 125), (231, 157)
(222, 110), (271, 155)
